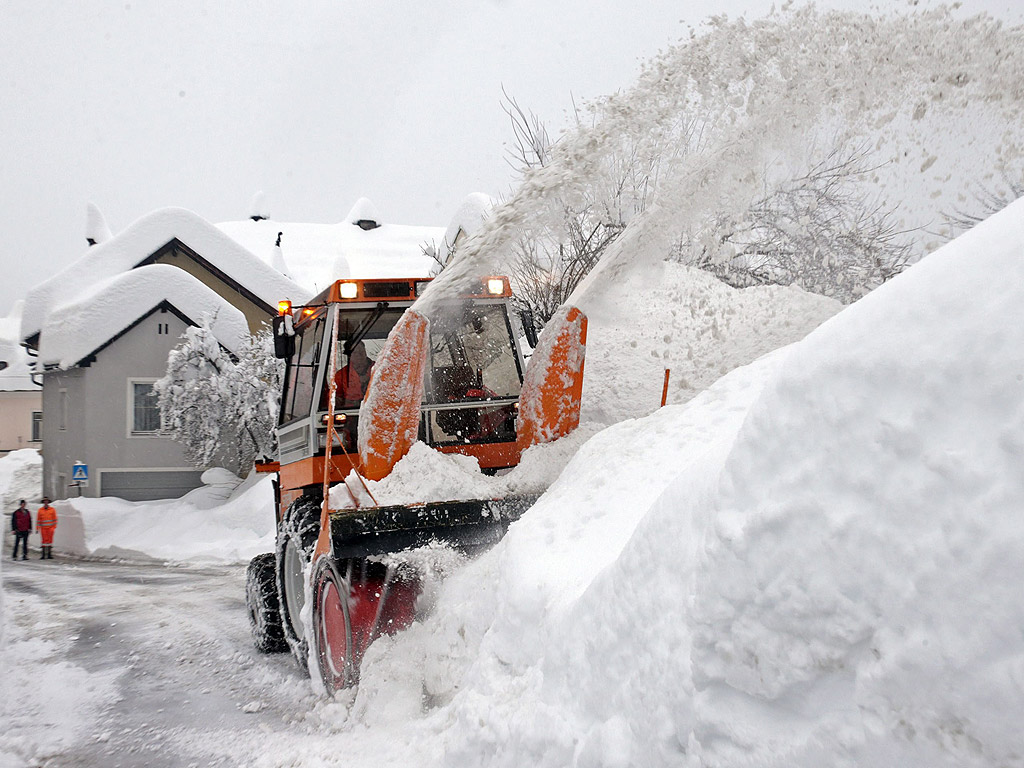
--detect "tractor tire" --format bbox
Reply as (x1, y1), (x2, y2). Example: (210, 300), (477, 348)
(246, 553), (287, 653)
(312, 556), (356, 695)
(276, 495), (322, 670)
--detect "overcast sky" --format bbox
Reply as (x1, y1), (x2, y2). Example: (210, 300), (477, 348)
(1, 0), (1020, 316)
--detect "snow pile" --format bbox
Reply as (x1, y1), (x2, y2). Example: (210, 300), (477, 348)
(218, 199), (443, 295)
(684, 195), (1024, 767)
(0, 302), (37, 392)
(22, 207), (309, 343)
(52, 473), (276, 564)
(0, 449), (42, 514)
(296, 197), (1024, 767)
(85, 201), (112, 245)
(37, 264), (252, 369)
(583, 262), (841, 423)
(330, 425), (602, 510)
(440, 193), (495, 264)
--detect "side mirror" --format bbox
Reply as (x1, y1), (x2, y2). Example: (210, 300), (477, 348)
(520, 310), (538, 349)
(272, 315), (295, 359)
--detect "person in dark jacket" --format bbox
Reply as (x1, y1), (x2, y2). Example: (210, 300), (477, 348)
(11, 500), (31, 560)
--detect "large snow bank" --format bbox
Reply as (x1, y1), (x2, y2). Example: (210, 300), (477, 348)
(51, 472), (276, 565)
(37, 264), (251, 369)
(289, 198), (1024, 767)
(682, 194), (1024, 767)
(22, 207), (309, 343)
(218, 199), (443, 295)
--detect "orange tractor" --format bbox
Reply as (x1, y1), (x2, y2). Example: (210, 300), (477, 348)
(245, 276), (587, 693)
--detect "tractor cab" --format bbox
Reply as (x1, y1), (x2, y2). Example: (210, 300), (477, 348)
(272, 277), (527, 506)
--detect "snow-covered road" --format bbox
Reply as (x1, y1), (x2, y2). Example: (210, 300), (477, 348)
(2, 557), (316, 767)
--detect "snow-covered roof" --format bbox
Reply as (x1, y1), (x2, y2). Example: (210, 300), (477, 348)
(38, 264), (250, 370)
(0, 301), (37, 391)
(217, 199), (443, 295)
(22, 207), (310, 343)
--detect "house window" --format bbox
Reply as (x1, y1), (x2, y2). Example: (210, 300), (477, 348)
(130, 381), (162, 434)
(31, 412), (42, 442)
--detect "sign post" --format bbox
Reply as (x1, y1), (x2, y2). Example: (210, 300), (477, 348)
(71, 461), (89, 492)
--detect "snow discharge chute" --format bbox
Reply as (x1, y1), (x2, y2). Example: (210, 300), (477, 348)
(357, 310), (429, 482)
(516, 305), (588, 452)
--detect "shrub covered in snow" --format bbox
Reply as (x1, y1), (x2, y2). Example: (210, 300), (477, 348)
(155, 320), (283, 477)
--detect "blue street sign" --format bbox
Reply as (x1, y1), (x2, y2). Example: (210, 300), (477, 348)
(72, 462), (89, 481)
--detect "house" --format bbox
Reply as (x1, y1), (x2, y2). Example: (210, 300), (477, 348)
(0, 301), (42, 456)
(23, 199), (450, 502)
(23, 207), (309, 501)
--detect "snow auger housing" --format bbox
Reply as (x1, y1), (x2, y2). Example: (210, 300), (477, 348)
(247, 276), (587, 694)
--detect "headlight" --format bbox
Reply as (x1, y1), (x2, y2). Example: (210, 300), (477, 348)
(486, 278), (504, 295)
(338, 282), (359, 299)
(320, 413), (348, 426)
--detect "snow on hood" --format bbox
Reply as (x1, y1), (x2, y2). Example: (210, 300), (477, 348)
(324, 198), (1024, 767)
(22, 207), (309, 343)
(37, 264), (250, 369)
(217, 201), (443, 295)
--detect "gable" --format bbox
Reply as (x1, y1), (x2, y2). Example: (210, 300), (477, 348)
(139, 239), (276, 334)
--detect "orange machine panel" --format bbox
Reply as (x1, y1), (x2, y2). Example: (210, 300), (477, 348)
(358, 310), (430, 482)
(516, 305), (587, 452)
(435, 441), (521, 470)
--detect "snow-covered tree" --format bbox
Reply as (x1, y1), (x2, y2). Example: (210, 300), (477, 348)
(155, 319), (283, 477)
(502, 91), (657, 324)
(942, 175), (1024, 237)
(681, 145), (914, 303)
(504, 91), (911, 317)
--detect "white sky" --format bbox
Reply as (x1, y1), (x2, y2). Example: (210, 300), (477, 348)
(1, 0), (1020, 316)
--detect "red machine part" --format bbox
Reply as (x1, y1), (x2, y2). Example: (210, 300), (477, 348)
(313, 558), (420, 693)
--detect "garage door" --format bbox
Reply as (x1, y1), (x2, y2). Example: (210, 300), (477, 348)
(99, 470), (204, 502)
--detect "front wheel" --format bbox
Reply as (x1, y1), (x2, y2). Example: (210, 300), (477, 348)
(312, 557), (355, 694)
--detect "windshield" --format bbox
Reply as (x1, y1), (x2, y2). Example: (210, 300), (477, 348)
(424, 303), (522, 405)
(322, 306), (408, 412)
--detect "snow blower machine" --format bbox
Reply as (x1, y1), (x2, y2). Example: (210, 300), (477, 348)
(245, 275), (587, 693)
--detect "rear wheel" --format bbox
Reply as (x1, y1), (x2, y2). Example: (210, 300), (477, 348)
(246, 553), (286, 653)
(276, 495), (322, 668)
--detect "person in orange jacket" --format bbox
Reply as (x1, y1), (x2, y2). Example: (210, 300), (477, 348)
(35, 497), (57, 560)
